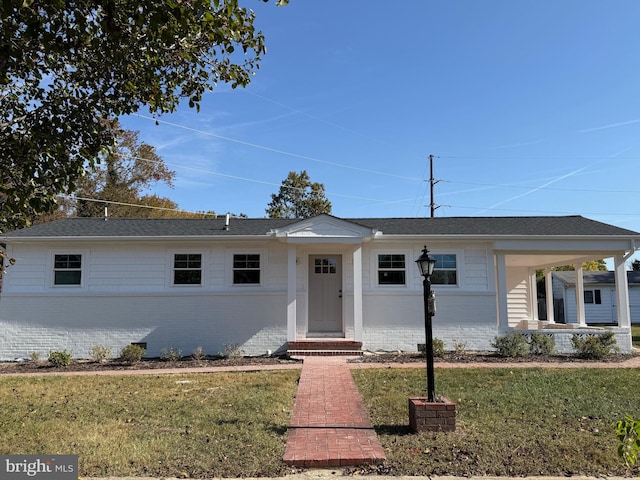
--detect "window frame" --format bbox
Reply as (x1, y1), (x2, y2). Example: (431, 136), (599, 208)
(49, 250), (88, 288)
(231, 251), (263, 286)
(172, 252), (203, 286)
(429, 253), (459, 286)
(376, 253), (407, 286)
(584, 289), (602, 305)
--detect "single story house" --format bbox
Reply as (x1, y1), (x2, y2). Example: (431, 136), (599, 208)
(0, 214), (638, 359)
(546, 271), (640, 325)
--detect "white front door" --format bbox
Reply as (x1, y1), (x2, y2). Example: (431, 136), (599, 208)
(308, 255), (343, 334)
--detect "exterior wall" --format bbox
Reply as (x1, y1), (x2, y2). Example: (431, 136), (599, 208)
(0, 241), (290, 359)
(560, 285), (640, 325)
(360, 242), (499, 352)
(506, 266), (531, 325)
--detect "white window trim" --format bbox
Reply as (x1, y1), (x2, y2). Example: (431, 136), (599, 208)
(227, 249), (266, 288)
(167, 249), (207, 288)
(48, 249), (89, 289)
(371, 249), (412, 289)
(415, 248), (463, 289)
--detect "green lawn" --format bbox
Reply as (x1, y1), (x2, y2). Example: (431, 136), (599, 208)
(1, 367), (639, 478)
(632, 325), (640, 347)
(353, 367), (640, 477)
(0, 370), (300, 478)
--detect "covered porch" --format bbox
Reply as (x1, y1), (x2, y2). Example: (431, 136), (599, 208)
(495, 238), (637, 352)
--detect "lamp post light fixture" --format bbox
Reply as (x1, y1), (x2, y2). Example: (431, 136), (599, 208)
(416, 246), (437, 402)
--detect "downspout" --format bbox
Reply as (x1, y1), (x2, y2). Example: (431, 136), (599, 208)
(623, 239), (637, 262)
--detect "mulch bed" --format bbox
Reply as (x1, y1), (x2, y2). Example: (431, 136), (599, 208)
(0, 351), (635, 374)
(351, 350), (636, 364)
(0, 355), (302, 374)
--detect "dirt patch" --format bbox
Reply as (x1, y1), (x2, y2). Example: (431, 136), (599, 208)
(0, 355), (301, 374)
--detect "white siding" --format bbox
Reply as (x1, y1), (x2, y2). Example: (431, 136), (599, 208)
(506, 267), (531, 325)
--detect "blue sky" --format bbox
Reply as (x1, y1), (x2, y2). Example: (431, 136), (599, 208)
(119, 0), (640, 240)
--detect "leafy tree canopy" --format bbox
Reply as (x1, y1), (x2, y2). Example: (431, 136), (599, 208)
(266, 170), (332, 219)
(1, 0), (272, 233)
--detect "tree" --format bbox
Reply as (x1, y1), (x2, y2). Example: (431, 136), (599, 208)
(1, 0), (273, 233)
(536, 260), (608, 283)
(553, 260), (608, 272)
(632, 259), (640, 271)
(266, 171), (332, 219)
(74, 121), (178, 218)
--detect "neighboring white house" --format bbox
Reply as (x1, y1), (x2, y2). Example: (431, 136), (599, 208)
(547, 271), (640, 325)
(0, 214), (638, 359)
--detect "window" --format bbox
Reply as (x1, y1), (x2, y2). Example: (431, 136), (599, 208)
(173, 253), (202, 285)
(314, 257), (337, 274)
(584, 289), (602, 304)
(233, 254), (260, 284)
(431, 254), (457, 285)
(378, 254), (406, 285)
(54, 254), (82, 285)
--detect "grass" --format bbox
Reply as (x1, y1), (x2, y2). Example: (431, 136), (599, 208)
(632, 325), (640, 347)
(2, 366), (639, 478)
(352, 367), (640, 476)
(0, 370), (299, 478)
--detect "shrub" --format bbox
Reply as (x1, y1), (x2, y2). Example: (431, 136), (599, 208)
(48, 350), (72, 367)
(29, 352), (42, 362)
(616, 415), (640, 468)
(119, 344), (146, 364)
(492, 332), (529, 357)
(160, 347), (182, 362)
(571, 332), (620, 359)
(191, 346), (206, 362)
(528, 332), (555, 355)
(451, 338), (467, 357)
(90, 344), (112, 363)
(223, 343), (244, 358)
(418, 338), (445, 357)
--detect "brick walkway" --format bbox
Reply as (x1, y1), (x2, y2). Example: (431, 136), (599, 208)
(282, 357), (386, 468)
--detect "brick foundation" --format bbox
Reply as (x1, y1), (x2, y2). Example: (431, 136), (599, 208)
(409, 397), (456, 432)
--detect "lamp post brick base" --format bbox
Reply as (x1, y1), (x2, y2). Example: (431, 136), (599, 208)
(409, 397), (456, 433)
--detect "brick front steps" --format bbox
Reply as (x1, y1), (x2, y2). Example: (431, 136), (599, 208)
(287, 341), (363, 357)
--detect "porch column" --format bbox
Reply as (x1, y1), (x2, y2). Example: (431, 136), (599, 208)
(495, 253), (509, 328)
(529, 269), (539, 321)
(614, 254), (631, 328)
(352, 245), (363, 342)
(574, 264), (586, 326)
(286, 245), (297, 342)
(545, 270), (555, 323)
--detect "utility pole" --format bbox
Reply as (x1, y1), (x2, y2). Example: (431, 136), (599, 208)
(429, 154), (440, 218)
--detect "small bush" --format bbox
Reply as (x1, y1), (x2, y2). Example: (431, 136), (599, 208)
(492, 332), (529, 357)
(571, 332), (620, 359)
(191, 346), (206, 362)
(418, 338), (445, 357)
(616, 415), (640, 468)
(29, 352), (42, 362)
(90, 344), (112, 363)
(119, 344), (146, 364)
(451, 338), (467, 357)
(432, 338), (445, 357)
(48, 350), (72, 367)
(528, 332), (555, 355)
(223, 343), (244, 358)
(160, 347), (182, 362)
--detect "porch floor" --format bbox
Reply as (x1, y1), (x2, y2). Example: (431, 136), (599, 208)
(282, 356), (386, 467)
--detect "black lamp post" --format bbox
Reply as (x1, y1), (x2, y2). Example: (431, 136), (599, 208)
(416, 246), (437, 402)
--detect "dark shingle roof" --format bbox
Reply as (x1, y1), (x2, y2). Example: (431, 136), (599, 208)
(552, 271), (640, 285)
(1, 215), (638, 239)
